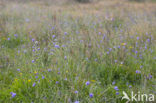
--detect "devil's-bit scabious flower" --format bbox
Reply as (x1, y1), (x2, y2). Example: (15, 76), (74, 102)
(136, 70), (141, 74)
(75, 91), (78, 94)
(10, 92), (16, 98)
(74, 101), (79, 103)
(89, 93), (93, 98)
(86, 81), (90, 85)
(55, 44), (60, 48)
(32, 60), (35, 63)
(114, 86), (119, 91)
(32, 83), (36, 87)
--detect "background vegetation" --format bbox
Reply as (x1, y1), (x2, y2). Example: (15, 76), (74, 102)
(0, 0), (156, 103)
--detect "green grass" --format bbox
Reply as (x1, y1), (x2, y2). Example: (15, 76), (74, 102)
(0, 1), (156, 103)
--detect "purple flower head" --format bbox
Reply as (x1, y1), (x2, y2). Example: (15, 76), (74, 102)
(10, 92), (16, 98)
(52, 35), (55, 38)
(8, 38), (10, 40)
(14, 34), (18, 37)
(114, 86), (119, 91)
(116, 92), (119, 95)
(35, 76), (38, 78)
(112, 81), (115, 85)
(86, 81), (90, 85)
(32, 60), (35, 63)
(48, 69), (52, 72)
(42, 76), (45, 79)
(54, 44), (60, 48)
(17, 69), (20, 72)
(136, 70), (141, 74)
(64, 56), (67, 60)
(74, 101), (79, 103)
(75, 91), (78, 94)
(32, 38), (35, 42)
(148, 74), (152, 79)
(89, 93), (94, 98)
(114, 60), (117, 63)
(129, 85), (132, 88)
(64, 32), (67, 35)
(137, 37), (139, 40)
(32, 83), (36, 87)
(56, 81), (59, 84)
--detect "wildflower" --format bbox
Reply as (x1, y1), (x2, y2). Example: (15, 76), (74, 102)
(17, 69), (20, 72)
(48, 69), (52, 72)
(116, 92), (119, 95)
(136, 70), (141, 74)
(64, 32), (67, 35)
(129, 85), (132, 88)
(86, 81), (90, 85)
(121, 43), (126, 46)
(75, 91), (78, 94)
(137, 37), (139, 40)
(56, 81), (59, 84)
(14, 34), (18, 37)
(42, 76), (45, 79)
(35, 76), (38, 78)
(32, 60), (35, 63)
(32, 83), (36, 87)
(74, 101), (79, 103)
(32, 38), (35, 42)
(114, 86), (119, 91)
(52, 35), (55, 38)
(28, 79), (31, 82)
(112, 81), (115, 85)
(64, 56), (67, 60)
(54, 44), (60, 48)
(7, 38), (10, 40)
(89, 93), (94, 98)
(10, 92), (16, 98)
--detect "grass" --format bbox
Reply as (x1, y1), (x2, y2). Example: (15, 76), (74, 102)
(0, 0), (156, 103)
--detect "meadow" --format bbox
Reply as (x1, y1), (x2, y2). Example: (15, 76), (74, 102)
(0, 0), (156, 103)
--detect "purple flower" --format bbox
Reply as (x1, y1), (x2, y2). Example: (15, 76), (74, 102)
(74, 101), (79, 103)
(148, 74), (152, 79)
(8, 38), (10, 40)
(64, 32), (67, 35)
(48, 69), (52, 72)
(114, 86), (119, 91)
(32, 60), (35, 63)
(54, 45), (60, 48)
(32, 83), (36, 87)
(10, 92), (16, 98)
(136, 70), (141, 74)
(116, 92), (119, 95)
(86, 81), (90, 85)
(112, 81), (115, 85)
(137, 37), (139, 40)
(129, 85), (132, 88)
(42, 76), (45, 79)
(35, 76), (38, 78)
(14, 34), (18, 37)
(52, 35), (55, 38)
(17, 69), (20, 71)
(89, 93), (93, 98)
(75, 91), (78, 94)
(56, 81), (59, 84)
(64, 56), (67, 60)
(32, 38), (35, 42)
